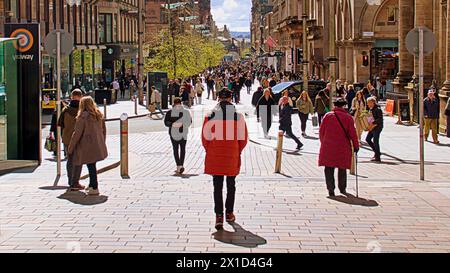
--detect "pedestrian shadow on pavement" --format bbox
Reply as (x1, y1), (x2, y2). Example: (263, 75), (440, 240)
(212, 223), (267, 248)
(172, 174), (200, 179)
(328, 194), (379, 207)
(39, 186), (69, 191)
(57, 191), (108, 206)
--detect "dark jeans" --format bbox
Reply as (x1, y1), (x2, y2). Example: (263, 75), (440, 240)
(65, 145), (77, 187)
(366, 129), (382, 159)
(72, 163), (98, 189)
(233, 91), (240, 103)
(281, 125), (303, 147)
(298, 112), (309, 132)
(325, 167), (347, 193)
(246, 86), (251, 94)
(120, 89), (125, 98)
(171, 138), (187, 166)
(318, 113), (325, 126)
(213, 176), (236, 215)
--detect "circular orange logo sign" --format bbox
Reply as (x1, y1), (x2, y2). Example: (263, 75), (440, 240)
(10, 28), (34, 53)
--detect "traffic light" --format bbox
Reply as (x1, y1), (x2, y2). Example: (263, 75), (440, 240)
(362, 55), (369, 67)
(297, 48), (303, 65)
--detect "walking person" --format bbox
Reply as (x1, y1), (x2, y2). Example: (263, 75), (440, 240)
(214, 77), (224, 100)
(424, 90), (440, 144)
(129, 80), (136, 100)
(164, 98), (192, 175)
(119, 78), (126, 99)
(202, 88), (248, 230)
(150, 86), (164, 116)
(207, 76), (215, 99)
(345, 84), (356, 112)
(315, 90), (330, 126)
(180, 86), (190, 108)
(279, 96), (303, 150)
(58, 89), (83, 189)
(194, 79), (204, 105)
(296, 91), (314, 137)
(245, 76), (252, 95)
(256, 88), (276, 138)
(366, 97), (384, 162)
(351, 90), (367, 143)
(319, 98), (359, 197)
(251, 86), (264, 107)
(68, 97), (108, 195)
(111, 78), (120, 98)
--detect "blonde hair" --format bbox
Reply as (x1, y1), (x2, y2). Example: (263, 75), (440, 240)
(77, 96), (104, 121)
(300, 91), (311, 102)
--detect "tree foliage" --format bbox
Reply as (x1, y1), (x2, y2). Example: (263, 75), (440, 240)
(144, 29), (226, 79)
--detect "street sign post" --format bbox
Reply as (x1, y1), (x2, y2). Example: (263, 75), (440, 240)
(405, 27), (436, 181)
(44, 30), (74, 185)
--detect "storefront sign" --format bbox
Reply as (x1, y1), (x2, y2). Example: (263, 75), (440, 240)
(363, 32), (375, 37)
(5, 23), (41, 161)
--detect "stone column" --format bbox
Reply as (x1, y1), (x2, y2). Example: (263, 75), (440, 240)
(338, 44), (346, 81)
(395, 0), (415, 85)
(345, 41), (354, 83)
(440, 1), (450, 135)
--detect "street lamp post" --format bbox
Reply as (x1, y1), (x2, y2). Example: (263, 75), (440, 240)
(328, 0), (337, 109)
(138, 0), (144, 105)
(54, 0), (80, 184)
(302, 0), (309, 94)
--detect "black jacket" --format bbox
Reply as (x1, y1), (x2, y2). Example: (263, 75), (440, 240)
(279, 104), (294, 129)
(256, 96), (275, 119)
(164, 105), (192, 141)
(369, 105), (384, 130)
(252, 90), (263, 107)
(424, 97), (439, 119)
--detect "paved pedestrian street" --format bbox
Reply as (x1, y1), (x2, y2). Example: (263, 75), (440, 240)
(1, 88), (450, 253)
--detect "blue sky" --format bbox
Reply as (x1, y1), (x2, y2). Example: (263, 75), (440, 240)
(211, 0), (251, 32)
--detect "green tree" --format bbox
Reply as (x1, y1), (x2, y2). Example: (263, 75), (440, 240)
(144, 29), (226, 79)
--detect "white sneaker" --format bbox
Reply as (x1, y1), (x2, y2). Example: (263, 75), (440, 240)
(87, 188), (100, 196)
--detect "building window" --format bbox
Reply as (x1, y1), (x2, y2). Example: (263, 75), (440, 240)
(387, 7), (397, 23)
(99, 13), (113, 44)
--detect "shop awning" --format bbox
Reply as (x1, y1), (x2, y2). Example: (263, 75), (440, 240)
(374, 39), (398, 48)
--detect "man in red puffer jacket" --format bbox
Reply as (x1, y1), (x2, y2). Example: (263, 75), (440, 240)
(202, 88), (248, 230)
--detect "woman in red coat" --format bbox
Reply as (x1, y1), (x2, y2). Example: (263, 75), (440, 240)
(319, 98), (359, 197)
(202, 88), (248, 230)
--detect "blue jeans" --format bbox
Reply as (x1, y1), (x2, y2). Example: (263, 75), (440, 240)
(366, 129), (382, 159)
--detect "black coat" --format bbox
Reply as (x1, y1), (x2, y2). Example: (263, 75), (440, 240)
(279, 104), (294, 129)
(369, 105), (384, 131)
(256, 96), (275, 119)
(252, 90), (263, 106)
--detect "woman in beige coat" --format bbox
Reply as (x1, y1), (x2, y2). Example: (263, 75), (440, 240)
(68, 96), (108, 195)
(351, 90), (367, 143)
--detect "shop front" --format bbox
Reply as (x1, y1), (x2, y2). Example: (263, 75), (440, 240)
(102, 44), (137, 85)
(371, 39), (399, 92)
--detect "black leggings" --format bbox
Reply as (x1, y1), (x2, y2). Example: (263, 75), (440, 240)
(213, 176), (236, 215)
(298, 112), (309, 132)
(171, 139), (187, 166)
(325, 167), (347, 193)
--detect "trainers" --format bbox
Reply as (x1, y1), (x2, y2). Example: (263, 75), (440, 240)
(215, 215), (224, 230)
(86, 188), (100, 196)
(226, 212), (236, 223)
(296, 143), (304, 150)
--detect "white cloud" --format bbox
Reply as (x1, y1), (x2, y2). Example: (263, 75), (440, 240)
(211, 0), (251, 32)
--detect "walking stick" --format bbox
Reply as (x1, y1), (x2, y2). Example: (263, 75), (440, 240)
(355, 152), (359, 198)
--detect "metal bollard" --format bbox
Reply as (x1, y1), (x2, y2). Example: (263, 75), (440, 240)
(134, 95), (138, 116)
(275, 131), (284, 173)
(120, 113), (129, 179)
(103, 98), (107, 120)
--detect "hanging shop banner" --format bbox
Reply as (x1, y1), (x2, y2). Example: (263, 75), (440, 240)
(5, 23), (41, 162)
